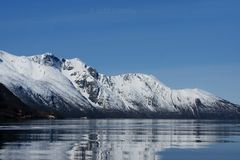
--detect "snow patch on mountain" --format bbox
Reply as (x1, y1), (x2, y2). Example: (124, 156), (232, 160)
(0, 50), (239, 118)
(0, 51), (92, 114)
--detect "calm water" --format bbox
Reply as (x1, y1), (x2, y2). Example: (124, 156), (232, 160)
(0, 119), (240, 160)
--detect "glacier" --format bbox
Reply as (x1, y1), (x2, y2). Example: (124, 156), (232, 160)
(0, 50), (239, 119)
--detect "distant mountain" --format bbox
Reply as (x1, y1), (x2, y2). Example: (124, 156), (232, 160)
(0, 50), (239, 119)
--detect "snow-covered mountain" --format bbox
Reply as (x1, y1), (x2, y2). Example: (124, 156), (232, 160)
(0, 50), (239, 119)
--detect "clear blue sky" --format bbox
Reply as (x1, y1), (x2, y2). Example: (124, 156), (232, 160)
(0, 0), (240, 104)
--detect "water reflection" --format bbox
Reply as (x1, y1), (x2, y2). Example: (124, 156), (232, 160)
(0, 119), (240, 160)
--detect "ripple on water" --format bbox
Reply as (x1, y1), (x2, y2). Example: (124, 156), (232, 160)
(0, 119), (240, 160)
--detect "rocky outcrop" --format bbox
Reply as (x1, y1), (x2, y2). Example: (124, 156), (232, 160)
(0, 50), (240, 119)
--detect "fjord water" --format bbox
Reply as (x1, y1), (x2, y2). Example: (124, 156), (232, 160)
(0, 119), (239, 160)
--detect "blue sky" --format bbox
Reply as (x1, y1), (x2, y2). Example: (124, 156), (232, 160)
(0, 0), (240, 103)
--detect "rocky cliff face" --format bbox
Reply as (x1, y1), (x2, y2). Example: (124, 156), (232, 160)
(0, 50), (239, 119)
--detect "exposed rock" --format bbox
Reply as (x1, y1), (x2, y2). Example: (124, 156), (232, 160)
(87, 66), (99, 79)
(62, 60), (74, 70)
(0, 51), (240, 119)
(86, 81), (100, 103)
(31, 53), (62, 68)
(195, 98), (202, 106)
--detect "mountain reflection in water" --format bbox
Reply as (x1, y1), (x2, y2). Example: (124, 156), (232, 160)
(0, 119), (240, 160)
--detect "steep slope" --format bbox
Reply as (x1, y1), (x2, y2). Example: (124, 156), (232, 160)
(0, 50), (239, 119)
(0, 51), (93, 117)
(0, 83), (52, 120)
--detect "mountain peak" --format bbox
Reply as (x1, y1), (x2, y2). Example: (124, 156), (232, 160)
(0, 50), (239, 119)
(29, 52), (62, 68)
(41, 52), (55, 56)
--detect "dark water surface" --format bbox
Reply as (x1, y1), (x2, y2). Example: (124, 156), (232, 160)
(0, 119), (240, 160)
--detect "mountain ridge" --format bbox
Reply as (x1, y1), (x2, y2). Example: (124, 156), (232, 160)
(0, 50), (239, 119)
